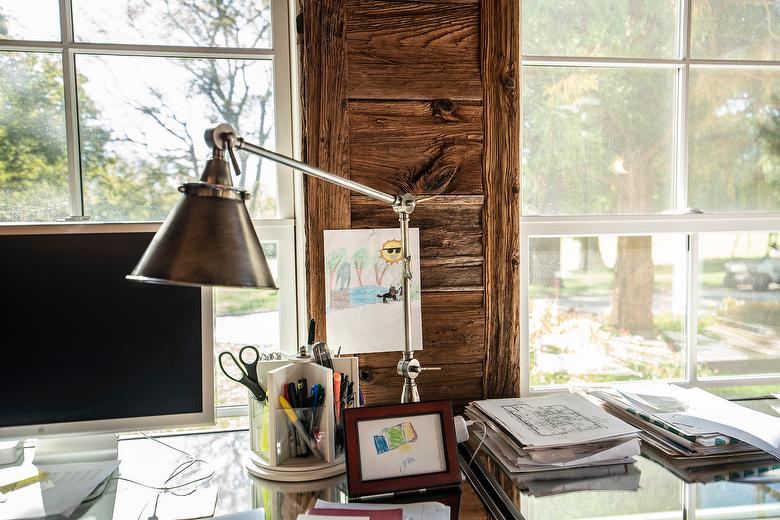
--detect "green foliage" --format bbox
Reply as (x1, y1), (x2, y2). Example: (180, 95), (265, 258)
(351, 247), (369, 286)
(759, 97), (780, 158)
(215, 287), (278, 317)
(0, 53), (69, 219)
(0, 2), (276, 223)
(326, 248), (347, 274)
(717, 298), (780, 328)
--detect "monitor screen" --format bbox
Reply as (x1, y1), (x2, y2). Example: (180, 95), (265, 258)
(0, 228), (208, 432)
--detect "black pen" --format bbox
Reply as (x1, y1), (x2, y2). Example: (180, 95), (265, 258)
(300, 378), (308, 406)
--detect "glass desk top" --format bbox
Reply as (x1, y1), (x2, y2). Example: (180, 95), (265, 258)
(460, 398), (780, 520)
(21, 430), (490, 520)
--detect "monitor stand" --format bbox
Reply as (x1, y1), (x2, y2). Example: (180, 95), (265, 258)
(33, 433), (119, 466)
(33, 433), (119, 502)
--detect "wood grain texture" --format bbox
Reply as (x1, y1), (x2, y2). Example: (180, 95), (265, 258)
(360, 363), (482, 408)
(356, 292), (484, 406)
(300, 0), (352, 334)
(460, 480), (492, 520)
(349, 100), (483, 195)
(356, 291), (485, 368)
(346, 1), (481, 100)
(350, 195), (483, 291)
(481, 0), (521, 398)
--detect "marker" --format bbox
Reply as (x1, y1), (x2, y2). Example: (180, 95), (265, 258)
(333, 372), (342, 421)
(278, 395), (323, 460)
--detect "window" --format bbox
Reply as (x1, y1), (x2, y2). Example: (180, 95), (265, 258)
(0, 0), (298, 424)
(521, 1), (780, 397)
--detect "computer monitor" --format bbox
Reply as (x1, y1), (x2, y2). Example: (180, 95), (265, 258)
(0, 223), (214, 461)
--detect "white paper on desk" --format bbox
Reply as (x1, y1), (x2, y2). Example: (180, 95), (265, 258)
(298, 516), (370, 520)
(522, 465), (641, 497)
(0, 459), (119, 520)
(473, 393), (638, 448)
(313, 499), (450, 520)
(664, 388), (780, 460)
(481, 434), (635, 474)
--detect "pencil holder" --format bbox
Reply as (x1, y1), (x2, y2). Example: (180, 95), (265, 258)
(245, 356), (359, 481)
(249, 395), (271, 463)
(276, 405), (325, 464)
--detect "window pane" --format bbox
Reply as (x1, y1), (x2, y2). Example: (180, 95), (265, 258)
(698, 232), (780, 378)
(0, 1), (60, 41)
(523, 66), (676, 215)
(688, 69), (780, 213)
(522, 0), (678, 58)
(215, 241), (279, 408)
(529, 235), (686, 388)
(0, 52), (69, 222)
(76, 54), (277, 221)
(708, 384), (780, 399)
(691, 0), (779, 60)
(72, 0), (272, 48)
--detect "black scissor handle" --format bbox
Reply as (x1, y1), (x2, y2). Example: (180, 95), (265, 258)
(218, 351), (247, 384)
(239, 345), (260, 384)
(218, 351), (266, 402)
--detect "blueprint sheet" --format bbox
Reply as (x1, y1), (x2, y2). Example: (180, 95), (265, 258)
(473, 393), (639, 449)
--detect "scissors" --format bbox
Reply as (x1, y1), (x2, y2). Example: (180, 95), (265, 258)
(218, 345), (267, 402)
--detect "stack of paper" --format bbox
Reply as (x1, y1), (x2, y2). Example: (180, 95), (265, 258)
(509, 463), (641, 497)
(465, 393), (640, 474)
(641, 442), (780, 484)
(306, 499), (449, 520)
(591, 383), (780, 464)
(0, 460), (119, 520)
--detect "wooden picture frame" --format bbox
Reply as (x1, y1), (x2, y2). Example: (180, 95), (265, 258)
(344, 400), (460, 498)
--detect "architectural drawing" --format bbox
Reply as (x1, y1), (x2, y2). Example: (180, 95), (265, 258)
(500, 403), (602, 436)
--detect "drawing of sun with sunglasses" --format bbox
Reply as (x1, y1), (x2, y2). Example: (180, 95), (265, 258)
(379, 239), (404, 264)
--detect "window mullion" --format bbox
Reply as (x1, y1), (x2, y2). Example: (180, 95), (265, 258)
(686, 233), (699, 386)
(520, 230), (531, 397)
(60, 0), (83, 217)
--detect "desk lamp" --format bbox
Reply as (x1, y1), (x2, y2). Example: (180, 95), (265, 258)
(128, 123), (433, 403)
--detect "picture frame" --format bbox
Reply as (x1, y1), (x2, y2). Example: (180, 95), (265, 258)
(344, 400), (460, 498)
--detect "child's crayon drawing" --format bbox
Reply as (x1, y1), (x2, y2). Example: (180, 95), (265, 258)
(373, 421), (418, 454)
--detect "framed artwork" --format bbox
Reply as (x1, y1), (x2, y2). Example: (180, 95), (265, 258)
(323, 228), (423, 354)
(344, 400), (460, 498)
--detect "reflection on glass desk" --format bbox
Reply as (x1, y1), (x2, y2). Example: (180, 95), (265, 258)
(41, 430), (490, 520)
(461, 398), (780, 520)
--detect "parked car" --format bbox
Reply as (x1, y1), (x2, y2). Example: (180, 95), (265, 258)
(724, 254), (780, 290)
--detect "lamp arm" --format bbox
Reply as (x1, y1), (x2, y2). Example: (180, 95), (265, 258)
(237, 138), (406, 208)
(208, 123), (427, 403)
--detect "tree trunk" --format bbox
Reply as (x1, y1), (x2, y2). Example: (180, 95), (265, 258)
(530, 237), (561, 286)
(577, 236), (605, 272)
(611, 235), (654, 335)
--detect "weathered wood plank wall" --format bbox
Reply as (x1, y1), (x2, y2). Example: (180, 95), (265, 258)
(298, 0), (520, 405)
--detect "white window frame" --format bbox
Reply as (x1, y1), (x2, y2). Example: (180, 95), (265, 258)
(0, 0), (302, 418)
(520, 0), (780, 396)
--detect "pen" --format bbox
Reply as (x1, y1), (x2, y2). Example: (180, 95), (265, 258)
(287, 382), (297, 407)
(310, 384), (320, 434)
(300, 378), (308, 406)
(278, 395), (323, 460)
(333, 372), (342, 422)
(346, 381), (354, 407)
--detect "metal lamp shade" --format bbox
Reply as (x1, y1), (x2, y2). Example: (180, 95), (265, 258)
(127, 183), (278, 289)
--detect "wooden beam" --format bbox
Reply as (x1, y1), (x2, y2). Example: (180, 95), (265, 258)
(300, 0), (351, 334)
(349, 100), (483, 196)
(481, 0), (521, 398)
(346, 0), (481, 100)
